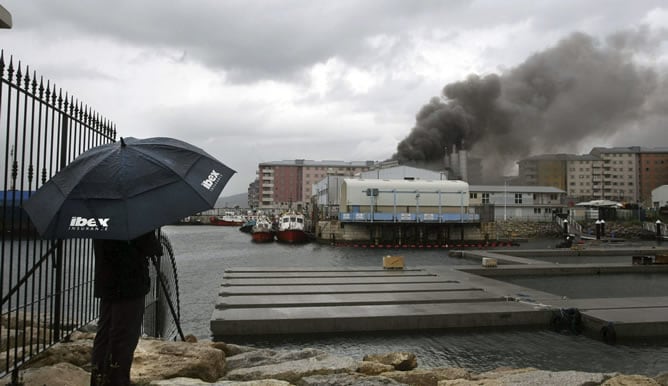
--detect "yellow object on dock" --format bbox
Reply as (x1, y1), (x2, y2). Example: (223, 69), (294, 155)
(482, 257), (498, 267)
(383, 255), (405, 269)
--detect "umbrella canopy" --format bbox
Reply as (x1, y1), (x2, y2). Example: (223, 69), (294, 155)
(24, 137), (235, 240)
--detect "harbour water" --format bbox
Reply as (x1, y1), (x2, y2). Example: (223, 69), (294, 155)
(162, 225), (668, 376)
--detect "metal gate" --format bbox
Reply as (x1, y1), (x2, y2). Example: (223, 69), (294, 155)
(0, 50), (181, 381)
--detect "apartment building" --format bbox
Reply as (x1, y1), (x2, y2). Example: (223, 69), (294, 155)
(638, 149), (668, 203)
(257, 159), (375, 210)
(590, 147), (640, 203)
(566, 154), (600, 200)
(517, 154), (570, 191)
(518, 147), (668, 205)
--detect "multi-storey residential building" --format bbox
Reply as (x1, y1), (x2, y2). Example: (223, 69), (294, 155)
(257, 159), (375, 211)
(517, 154), (571, 191)
(566, 154), (600, 200)
(247, 178), (260, 209)
(518, 147), (667, 205)
(590, 147), (640, 203)
(638, 149), (668, 204)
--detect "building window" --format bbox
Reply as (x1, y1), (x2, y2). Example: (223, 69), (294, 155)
(514, 193), (522, 204)
(470, 192), (478, 199)
(482, 193), (489, 204)
(534, 208), (541, 214)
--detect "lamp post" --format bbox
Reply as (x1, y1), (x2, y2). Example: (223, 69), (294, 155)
(595, 219), (601, 240)
(504, 180), (507, 221)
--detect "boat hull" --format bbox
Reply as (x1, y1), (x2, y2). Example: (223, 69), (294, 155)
(251, 231), (275, 243)
(210, 217), (245, 226)
(275, 229), (308, 244)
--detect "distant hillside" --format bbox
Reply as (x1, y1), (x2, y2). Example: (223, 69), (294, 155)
(215, 192), (248, 208)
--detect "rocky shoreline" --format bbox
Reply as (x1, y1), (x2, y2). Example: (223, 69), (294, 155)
(7, 331), (667, 386)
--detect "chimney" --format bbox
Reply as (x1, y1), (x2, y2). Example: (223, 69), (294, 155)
(450, 144), (460, 180)
(443, 146), (451, 169)
(459, 140), (468, 181)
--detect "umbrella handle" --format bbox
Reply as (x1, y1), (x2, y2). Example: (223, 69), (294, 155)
(150, 254), (186, 342)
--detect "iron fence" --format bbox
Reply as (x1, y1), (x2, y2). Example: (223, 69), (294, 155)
(0, 50), (182, 382)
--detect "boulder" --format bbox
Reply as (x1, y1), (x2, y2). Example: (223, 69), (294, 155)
(151, 378), (292, 385)
(441, 369), (615, 385)
(224, 352), (358, 383)
(225, 348), (326, 372)
(210, 341), (257, 357)
(24, 338), (93, 369)
(0, 328), (23, 351)
(655, 372), (668, 386)
(17, 362), (90, 386)
(362, 352), (418, 371)
(299, 372), (406, 385)
(356, 360), (395, 375)
(602, 374), (661, 385)
(132, 338), (226, 383)
(381, 368), (471, 386)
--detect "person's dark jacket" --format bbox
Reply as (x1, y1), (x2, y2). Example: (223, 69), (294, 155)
(93, 231), (163, 299)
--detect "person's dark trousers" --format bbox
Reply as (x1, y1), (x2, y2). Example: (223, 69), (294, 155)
(91, 295), (145, 386)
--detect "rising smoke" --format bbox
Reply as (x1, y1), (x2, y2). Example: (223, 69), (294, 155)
(393, 29), (668, 181)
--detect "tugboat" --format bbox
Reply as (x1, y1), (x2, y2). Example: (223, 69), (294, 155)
(275, 211), (308, 244)
(209, 211), (245, 226)
(251, 215), (275, 243)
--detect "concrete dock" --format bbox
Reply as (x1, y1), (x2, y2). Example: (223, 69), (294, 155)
(211, 246), (668, 343)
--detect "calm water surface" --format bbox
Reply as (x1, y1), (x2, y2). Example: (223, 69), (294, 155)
(162, 225), (668, 376)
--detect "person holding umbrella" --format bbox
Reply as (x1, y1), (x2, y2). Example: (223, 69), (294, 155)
(24, 137), (235, 386)
(91, 230), (163, 386)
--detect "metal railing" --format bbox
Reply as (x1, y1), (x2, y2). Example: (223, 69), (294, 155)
(0, 51), (181, 381)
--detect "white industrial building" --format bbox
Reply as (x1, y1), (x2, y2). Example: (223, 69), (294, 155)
(469, 185), (566, 221)
(652, 185), (668, 208)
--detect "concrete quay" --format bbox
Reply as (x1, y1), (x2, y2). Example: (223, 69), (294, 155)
(211, 246), (668, 343)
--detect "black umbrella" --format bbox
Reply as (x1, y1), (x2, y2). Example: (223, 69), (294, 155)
(24, 136), (235, 240)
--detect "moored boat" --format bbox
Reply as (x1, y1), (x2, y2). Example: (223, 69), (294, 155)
(210, 211), (245, 226)
(251, 216), (275, 243)
(275, 211), (308, 244)
(239, 219), (256, 233)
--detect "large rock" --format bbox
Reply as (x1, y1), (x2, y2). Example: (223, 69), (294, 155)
(440, 368), (615, 385)
(0, 329), (23, 351)
(209, 341), (257, 357)
(225, 348), (326, 372)
(16, 362), (90, 386)
(299, 372), (406, 385)
(224, 352), (358, 383)
(132, 338), (226, 383)
(23, 338), (93, 369)
(356, 360), (395, 375)
(362, 352), (418, 371)
(381, 368), (471, 386)
(151, 378), (291, 385)
(655, 372), (668, 386)
(602, 374), (661, 385)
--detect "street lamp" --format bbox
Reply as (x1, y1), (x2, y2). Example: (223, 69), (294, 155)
(504, 180), (507, 221)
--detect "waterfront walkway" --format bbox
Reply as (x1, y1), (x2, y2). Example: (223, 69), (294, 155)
(211, 246), (668, 343)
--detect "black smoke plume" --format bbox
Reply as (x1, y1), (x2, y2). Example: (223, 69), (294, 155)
(393, 29), (667, 181)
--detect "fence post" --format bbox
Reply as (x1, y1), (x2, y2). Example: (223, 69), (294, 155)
(53, 112), (69, 341)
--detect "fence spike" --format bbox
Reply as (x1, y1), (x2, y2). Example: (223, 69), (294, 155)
(38, 76), (44, 99)
(31, 71), (38, 95)
(15, 60), (22, 85)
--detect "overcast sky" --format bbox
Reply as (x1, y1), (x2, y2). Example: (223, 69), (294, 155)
(1, 1), (667, 195)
